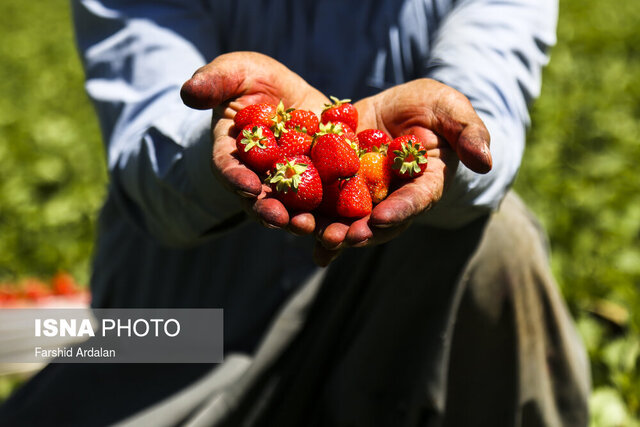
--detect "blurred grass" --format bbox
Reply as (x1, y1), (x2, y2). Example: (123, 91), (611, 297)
(0, 0), (639, 425)
(0, 1), (106, 286)
(515, 0), (640, 424)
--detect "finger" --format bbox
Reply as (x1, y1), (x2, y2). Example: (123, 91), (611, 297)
(180, 52), (325, 111)
(344, 216), (373, 247)
(370, 183), (430, 227)
(288, 213), (315, 235)
(315, 216), (351, 250)
(180, 55), (249, 110)
(320, 222), (350, 250)
(312, 243), (342, 267)
(370, 159), (447, 227)
(368, 221), (413, 245)
(253, 198), (289, 229)
(456, 123), (492, 173)
(430, 85), (492, 174)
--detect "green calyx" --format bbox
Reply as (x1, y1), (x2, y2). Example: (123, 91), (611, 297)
(271, 100), (294, 137)
(315, 122), (344, 138)
(241, 126), (268, 152)
(392, 140), (428, 176)
(266, 159), (308, 193)
(345, 138), (359, 154)
(359, 144), (388, 157)
(312, 122), (345, 148)
(323, 95), (351, 113)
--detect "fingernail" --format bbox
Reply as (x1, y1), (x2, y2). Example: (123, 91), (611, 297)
(372, 222), (395, 229)
(322, 241), (342, 250)
(261, 220), (281, 230)
(351, 239), (369, 248)
(236, 190), (257, 198)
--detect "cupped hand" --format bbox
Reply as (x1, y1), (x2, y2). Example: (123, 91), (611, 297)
(180, 52), (329, 235)
(313, 78), (492, 266)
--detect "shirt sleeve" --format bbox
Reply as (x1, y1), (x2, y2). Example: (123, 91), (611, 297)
(72, 0), (244, 247)
(415, 0), (558, 228)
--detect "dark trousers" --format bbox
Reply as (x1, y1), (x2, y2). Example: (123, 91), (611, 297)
(0, 193), (589, 426)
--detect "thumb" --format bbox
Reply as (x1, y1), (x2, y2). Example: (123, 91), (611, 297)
(180, 53), (256, 110)
(180, 52), (313, 111)
(430, 86), (492, 174)
(453, 123), (492, 174)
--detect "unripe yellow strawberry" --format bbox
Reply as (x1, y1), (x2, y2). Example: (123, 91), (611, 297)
(358, 151), (392, 204)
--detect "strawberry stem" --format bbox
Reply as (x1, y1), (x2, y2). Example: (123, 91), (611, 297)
(267, 159), (308, 193)
(271, 100), (293, 138)
(241, 126), (268, 152)
(392, 140), (428, 176)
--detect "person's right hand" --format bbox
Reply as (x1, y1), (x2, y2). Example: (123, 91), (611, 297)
(180, 52), (329, 235)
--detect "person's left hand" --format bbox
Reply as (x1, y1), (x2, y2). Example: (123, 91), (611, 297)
(313, 78), (493, 265)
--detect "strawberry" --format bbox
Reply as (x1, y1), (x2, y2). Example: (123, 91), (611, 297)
(315, 122), (359, 153)
(234, 103), (277, 130)
(311, 133), (360, 183)
(236, 124), (282, 174)
(52, 272), (78, 295)
(321, 96), (358, 134)
(387, 134), (428, 179)
(22, 279), (51, 301)
(342, 127), (358, 151)
(357, 129), (390, 155)
(267, 155), (323, 212)
(278, 130), (313, 157)
(359, 151), (392, 203)
(285, 109), (319, 136)
(336, 175), (372, 218)
(234, 101), (292, 137)
(0, 284), (18, 304)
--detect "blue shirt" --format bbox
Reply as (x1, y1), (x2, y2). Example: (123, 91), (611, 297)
(72, 0), (557, 351)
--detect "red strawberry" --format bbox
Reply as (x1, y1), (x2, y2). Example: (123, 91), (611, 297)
(359, 151), (392, 203)
(236, 124), (281, 174)
(315, 122), (359, 153)
(234, 101), (292, 137)
(234, 103), (277, 130)
(357, 129), (390, 155)
(22, 279), (51, 301)
(341, 127), (358, 151)
(278, 130), (313, 157)
(387, 134), (428, 179)
(311, 133), (360, 183)
(285, 109), (319, 136)
(52, 272), (78, 296)
(321, 96), (358, 133)
(267, 155), (323, 212)
(0, 284), (18, 304)
(336, 175), (372, 218)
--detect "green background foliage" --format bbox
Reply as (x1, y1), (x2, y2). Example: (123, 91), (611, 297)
(0, 1), (638, 424)
(0, 2), (106, 286)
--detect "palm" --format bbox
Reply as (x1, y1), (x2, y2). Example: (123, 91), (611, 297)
(313, 79), (492, 265)
(182, 52), (329, 233)
(354, 94), (456, 227)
